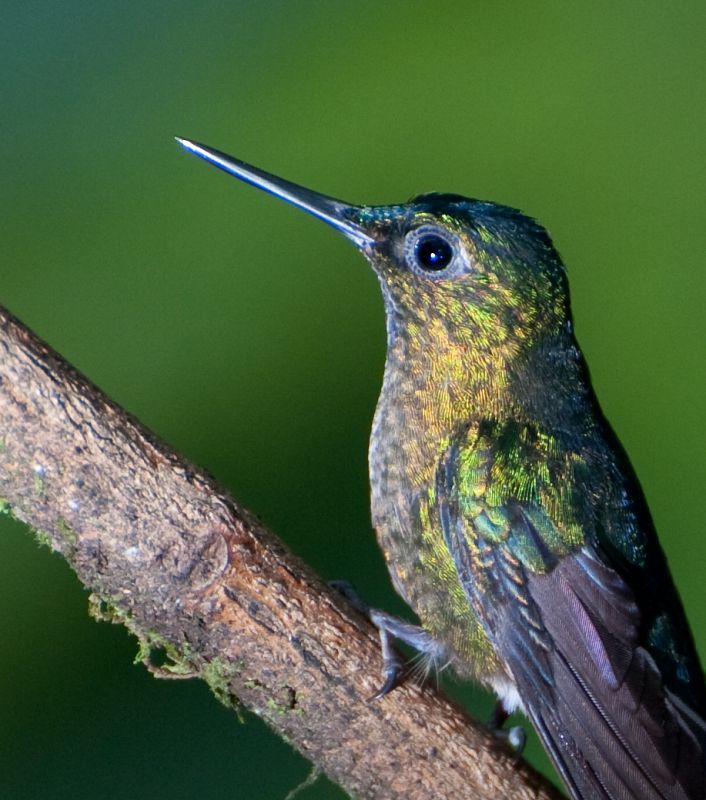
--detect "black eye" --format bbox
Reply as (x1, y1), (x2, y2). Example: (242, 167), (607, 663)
(415, 234), (454, 271)
(403, 225), (461, 277)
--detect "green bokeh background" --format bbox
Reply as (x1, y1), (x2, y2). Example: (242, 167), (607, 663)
(1, 2), (704, 798)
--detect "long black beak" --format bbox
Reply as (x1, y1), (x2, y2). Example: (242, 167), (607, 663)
(176, 137), (374, 248)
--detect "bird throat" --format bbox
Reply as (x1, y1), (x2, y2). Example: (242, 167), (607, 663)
(371, 290), (528, 497)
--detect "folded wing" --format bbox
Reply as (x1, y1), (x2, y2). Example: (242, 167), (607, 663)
(436, 423), (706, 800)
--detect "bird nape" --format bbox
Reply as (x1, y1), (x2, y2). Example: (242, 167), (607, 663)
(178, 137), (706, 800)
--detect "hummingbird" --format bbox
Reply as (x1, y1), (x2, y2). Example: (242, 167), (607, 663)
(177, 137), (706, 800)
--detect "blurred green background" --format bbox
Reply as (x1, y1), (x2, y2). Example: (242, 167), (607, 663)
(1, 2), (704, 798)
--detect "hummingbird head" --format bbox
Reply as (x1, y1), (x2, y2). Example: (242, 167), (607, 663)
(177, 138), (579, 424)
(176, 138), (571, 355)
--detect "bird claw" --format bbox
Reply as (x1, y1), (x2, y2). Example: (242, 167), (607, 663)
(487, 701), (526, 756)
(329, 579), (370, 615)
(494, 724), (526, 756)
(329, 579), (405, 697)
(371, 656), (406, 700)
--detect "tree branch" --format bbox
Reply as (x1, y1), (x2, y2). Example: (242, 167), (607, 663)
(0, 305), (563, 800)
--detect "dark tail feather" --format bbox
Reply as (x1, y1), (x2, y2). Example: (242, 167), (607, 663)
(511, 553), (706, 800)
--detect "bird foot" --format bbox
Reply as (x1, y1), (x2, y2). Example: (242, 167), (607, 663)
(329, 580), (447, 699)
(488, 701), (526, 755)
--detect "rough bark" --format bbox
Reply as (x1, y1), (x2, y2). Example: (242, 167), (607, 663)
(0, 305), (563, 800)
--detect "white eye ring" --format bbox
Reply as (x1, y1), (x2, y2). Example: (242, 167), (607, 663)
(403, 225), (464, 278)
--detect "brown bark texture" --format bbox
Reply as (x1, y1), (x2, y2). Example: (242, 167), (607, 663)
(0, 305), (564, 800)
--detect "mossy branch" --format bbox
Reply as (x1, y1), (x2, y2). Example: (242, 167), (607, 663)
(0, 305), (563, 800)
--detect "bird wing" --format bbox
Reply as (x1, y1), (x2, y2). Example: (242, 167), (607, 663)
(435, 420), (706, 800)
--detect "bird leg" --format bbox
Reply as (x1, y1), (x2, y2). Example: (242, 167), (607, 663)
(488, 700), (526, 755)
(368, 609), (448, 698)
(330, 581), (447, 699)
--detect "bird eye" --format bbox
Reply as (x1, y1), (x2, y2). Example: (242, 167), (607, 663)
(416, 235), (453, 270)
(404, 226), (461, 277)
